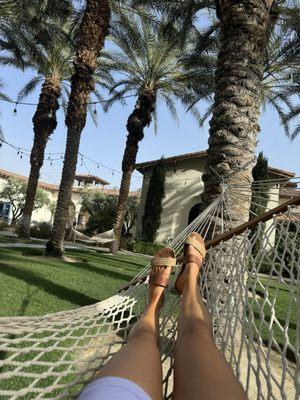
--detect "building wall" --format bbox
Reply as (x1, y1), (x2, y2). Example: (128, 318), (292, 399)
(0, 176), (88, 225)
(264, 184), (280, 249)
(136, 158), (287, 245)
(136, 158), (206, 242)
(31, 191), (55, 223)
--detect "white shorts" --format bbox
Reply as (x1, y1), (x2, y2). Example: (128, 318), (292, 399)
(79, 376), (152, 400)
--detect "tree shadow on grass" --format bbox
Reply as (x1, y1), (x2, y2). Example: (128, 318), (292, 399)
(0, 263), (98, 306)
(72, 261), (135, 282)
(85, 254), (148, 271)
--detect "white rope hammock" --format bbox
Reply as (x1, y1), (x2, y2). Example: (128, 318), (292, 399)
(72, 228), (115, 245)
(0, 178), (299, 399)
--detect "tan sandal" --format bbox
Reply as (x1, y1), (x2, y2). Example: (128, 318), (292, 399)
(149, 247), (176, 289)
(175, 232), (206, 294)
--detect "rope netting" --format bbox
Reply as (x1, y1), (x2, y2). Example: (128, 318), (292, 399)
(0, 179), (299, 399)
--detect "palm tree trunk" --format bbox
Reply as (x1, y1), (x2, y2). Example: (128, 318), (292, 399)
(202, 0), (274, 229)
(202, 0), (274, 351)
(19, 76), (60, 238)
(46, 0), (111, 257)
(111, 91), (156, 254)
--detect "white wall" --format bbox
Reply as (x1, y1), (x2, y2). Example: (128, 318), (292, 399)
(0, 176), (88, 226)
(136, 157), (205, 243)
(136, 157), (285, 244)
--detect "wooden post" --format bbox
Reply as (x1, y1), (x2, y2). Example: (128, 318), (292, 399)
(205, 195), (300, 250)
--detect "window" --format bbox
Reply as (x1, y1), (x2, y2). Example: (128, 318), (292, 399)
(0, 202), (11, 220)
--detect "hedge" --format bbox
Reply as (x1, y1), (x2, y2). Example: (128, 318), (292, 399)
(133, 241), (164, 256)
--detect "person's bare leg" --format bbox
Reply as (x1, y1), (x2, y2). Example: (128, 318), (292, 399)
(173, 245), (247, 400)
(94, 253), (174, 400)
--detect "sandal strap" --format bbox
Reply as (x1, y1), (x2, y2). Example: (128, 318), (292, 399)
(183, 254), (202, 267)
(151, 257), (176, 267)
(185, 236), (206, 258)
(149, 274), (169, 288)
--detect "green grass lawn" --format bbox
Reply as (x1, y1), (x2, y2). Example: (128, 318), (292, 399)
(249, 277), (297, 361)
(0, 247), (150, 398)
(0, 247), (297, 397)
(0, 234), (44, 244)
(0, 247), (149, 317)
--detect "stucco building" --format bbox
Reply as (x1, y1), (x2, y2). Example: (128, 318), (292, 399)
(135, 151), (299, 243)
(0, 169), (138, 227)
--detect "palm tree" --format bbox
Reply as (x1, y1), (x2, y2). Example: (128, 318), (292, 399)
(0, 20), (111, 238)
(0, 77), (11, 139)
(200, 0), (300, 229)
(46, 0), (111, 257)
(147, 0), (299, 226)
(185, 20), (300, 135)
(0, 0), (72, 25)
(100, 16), (206, 253)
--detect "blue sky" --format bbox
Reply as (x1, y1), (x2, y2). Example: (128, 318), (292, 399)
(0, 65), (299, 191)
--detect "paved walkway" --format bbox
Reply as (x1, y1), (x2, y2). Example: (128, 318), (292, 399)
(0, 242), (80, 249)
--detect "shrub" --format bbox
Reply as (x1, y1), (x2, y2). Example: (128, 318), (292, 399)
(120, 237), (135, 252)
(0, 220), (9, 230)
(133, 241), (164, 256)
(142, 158), (166, 242)
(163, 236), (173, 245)
(30, 222), (52, 239)
(65, 226), (73, 241)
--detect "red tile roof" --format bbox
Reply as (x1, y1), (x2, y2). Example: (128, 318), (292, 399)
(135, 150), (208, 171)
(75, 174), (109, 186)
(280, 187), (300, 199)
(135, 151), (295, 179)
(0, 168), (140, 197)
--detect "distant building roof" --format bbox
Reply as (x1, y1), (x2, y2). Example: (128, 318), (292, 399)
(135, 150), (208, 172)
(280, 187), (300, 199)
(75, 174), (109, 186)
(0, 168), (58, 192)
(0, 168), (139, 197)
(135, 150), (295, 179)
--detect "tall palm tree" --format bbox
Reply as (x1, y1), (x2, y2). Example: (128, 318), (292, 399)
(0, 21), (111, 238)
(201, 0), (300, 229)
(44, 0), (157, 257)
(147, 0), (299, 227)
(46, 0), (111, 257)
(185, 20), (300, 136)
(101, 16), (207, 253)
(0, 77), (11, 138)
(0, 0), (72, 23)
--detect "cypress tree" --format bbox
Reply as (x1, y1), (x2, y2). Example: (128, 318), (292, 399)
(251, 152), (269, 216)
(142, 158), (166, 242)
(250, 152), (269, 255)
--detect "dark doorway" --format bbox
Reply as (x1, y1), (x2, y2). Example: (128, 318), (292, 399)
(188, 203), (202, 225)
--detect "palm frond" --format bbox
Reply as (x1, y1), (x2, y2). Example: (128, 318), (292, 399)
(17, 76), (43, 101)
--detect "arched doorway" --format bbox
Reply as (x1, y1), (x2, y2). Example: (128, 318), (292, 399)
(188, 203), (202, 225)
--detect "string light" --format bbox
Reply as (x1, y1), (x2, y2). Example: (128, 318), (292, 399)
(13, 102), (18, 116)
(0, 94), (136, 108)
(0, 138), (143, 180)
(77, 151), (142, 180)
